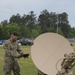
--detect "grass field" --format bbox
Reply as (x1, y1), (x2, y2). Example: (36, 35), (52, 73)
(0, 46), (37, 75)
(0, 45), (75, 75)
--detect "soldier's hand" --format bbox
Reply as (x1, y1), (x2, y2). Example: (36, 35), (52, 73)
(23, 54), (29, 58)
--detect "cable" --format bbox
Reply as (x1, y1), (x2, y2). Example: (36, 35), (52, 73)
(55, 58), (64, 72)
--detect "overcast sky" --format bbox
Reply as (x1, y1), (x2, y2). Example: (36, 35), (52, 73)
(0, 0), (75, 27)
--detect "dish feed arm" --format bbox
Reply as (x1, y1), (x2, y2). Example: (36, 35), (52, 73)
(56, 53), (75, 75)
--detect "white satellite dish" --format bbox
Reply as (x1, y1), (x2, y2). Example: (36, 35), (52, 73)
(31, 33), (74, 75)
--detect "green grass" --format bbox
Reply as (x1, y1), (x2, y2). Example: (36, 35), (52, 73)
(0, 46), (37, 75)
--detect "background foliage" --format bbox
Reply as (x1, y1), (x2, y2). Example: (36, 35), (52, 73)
(0, 9), (75, 39)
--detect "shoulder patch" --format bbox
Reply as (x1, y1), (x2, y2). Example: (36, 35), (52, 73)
(5, 43), (8, 47)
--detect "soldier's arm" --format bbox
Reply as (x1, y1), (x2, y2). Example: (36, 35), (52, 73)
(17, 43), (29, 58)
(17, 43), (24, 55)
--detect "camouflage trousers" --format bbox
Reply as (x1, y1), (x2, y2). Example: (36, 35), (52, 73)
(3, 57), (20, 75)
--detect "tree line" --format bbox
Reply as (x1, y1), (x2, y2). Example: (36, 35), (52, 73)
(0, 9), (75, 40)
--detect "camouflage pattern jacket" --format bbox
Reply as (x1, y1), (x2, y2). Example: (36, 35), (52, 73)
(3, 40), (23, 60)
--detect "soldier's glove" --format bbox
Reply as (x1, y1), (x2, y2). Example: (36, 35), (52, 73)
(23, 54), (29, 58)
(17, 54), (29, 59)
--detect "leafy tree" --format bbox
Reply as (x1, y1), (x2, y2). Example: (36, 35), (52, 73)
(38, 9), (50, 33)
(19, 26), (30, 38)
(9, 13), (21, 25)
(0, 24), (3, 39)
(47, 27), (56, 32)
(58, 12), (71, 37)
(69, 27), (75, 37)
(21, 14), (27, 26)
(25, 11), (36, 31)
(1, 20), (8, 25)
(1, 24), (9, 39)
(49, 12), (57, 28)
(7, 23), (20, 37)
(30, 29), (40, 38)
(0, 10), (75, 39)
(30, 25), (41, 38)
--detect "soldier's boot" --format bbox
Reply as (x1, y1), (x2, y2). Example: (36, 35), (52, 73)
(13, 61), (20, 75)
(4, 70), (11, 75)
(13, 67), (20, 75)
(13, 69), (20, 75)
(14, 72), (20, 75)
(3, 67), (11, 75)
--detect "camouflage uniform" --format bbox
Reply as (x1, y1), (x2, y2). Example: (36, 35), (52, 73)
(3, 40), (24, 75)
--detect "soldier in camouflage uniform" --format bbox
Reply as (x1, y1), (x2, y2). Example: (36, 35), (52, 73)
(3, 32), (29, 75)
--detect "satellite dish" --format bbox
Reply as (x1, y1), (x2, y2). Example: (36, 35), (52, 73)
(31, 33), (74, 75)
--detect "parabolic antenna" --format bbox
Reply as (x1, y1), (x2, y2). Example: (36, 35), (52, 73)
(31, 33), (74, 75)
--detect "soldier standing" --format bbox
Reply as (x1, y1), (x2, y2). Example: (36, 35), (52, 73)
(3, 32), (29, 75)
